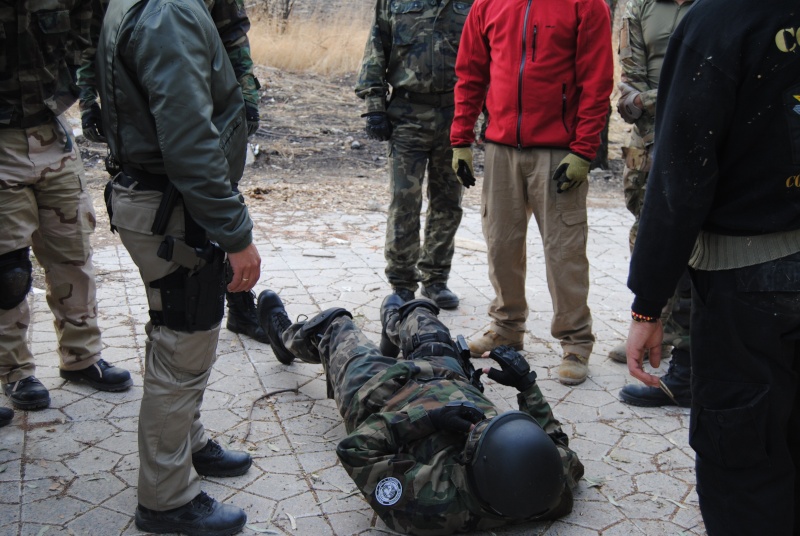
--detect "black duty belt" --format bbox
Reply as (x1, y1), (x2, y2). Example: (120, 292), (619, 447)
(0, 109), (55, 129)
(393, 89), (454, 108)
(117, 167), (168, 193)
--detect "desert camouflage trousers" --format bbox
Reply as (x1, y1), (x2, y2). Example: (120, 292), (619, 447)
(622, 132), (689, 350)
(385, 99), (463, 291)
(0, 118), (102, 383)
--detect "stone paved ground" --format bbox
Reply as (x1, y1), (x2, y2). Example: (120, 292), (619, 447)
(0, 186), (706, 535)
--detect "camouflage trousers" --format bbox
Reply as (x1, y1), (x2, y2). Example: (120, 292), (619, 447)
(284, 305), (464, 432)
(622, 133), (690, 350)
(385, 99), (463, 291)
(0, 118), (102, 383)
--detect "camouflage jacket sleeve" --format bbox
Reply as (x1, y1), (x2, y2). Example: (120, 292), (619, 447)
(336, 407), (480, 535)
(618, 0), (657, 133)
(517, 383), (585, 513)
(354, 0), (392, 113)
(208, 0), (259, 108)
(76, 0), (107, 110)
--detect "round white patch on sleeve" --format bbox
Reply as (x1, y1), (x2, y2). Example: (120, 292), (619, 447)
(375, 476), (403, 506)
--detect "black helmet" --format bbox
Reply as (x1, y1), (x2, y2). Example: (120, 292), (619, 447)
(464, 411), (564, 519)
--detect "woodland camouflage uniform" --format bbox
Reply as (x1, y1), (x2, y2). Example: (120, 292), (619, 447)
(618, 0), (693, 350)
(283, 306), (583, 535)
(0, 0), (106, 381)
(355, 0), (472, 293)
(77, 0), (259, 113)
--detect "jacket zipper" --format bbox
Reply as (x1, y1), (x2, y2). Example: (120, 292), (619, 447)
(516, 0), (534, 149)
(561, 83), (569, 133)
(531, 25), (538, 63)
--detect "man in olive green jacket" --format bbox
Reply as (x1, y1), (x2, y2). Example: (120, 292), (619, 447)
(97, 0), (260, 532)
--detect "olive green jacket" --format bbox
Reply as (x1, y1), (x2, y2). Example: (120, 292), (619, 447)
(96, 0), (252, 253)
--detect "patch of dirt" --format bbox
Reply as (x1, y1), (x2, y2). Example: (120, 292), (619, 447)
(72, 67), (627, 249)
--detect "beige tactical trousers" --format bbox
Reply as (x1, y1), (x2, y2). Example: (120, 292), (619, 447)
(0, 119), (102, 383)
(481, 143), (594, 358)
(111, 182), (215, 511)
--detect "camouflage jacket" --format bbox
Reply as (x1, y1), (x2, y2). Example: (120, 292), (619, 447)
(618, 0), (694, 144)
(77, 0), (258, 111)
(0, 0), (91, 127)
(355, 0), (473, 114)
(336, 360), (583, 535)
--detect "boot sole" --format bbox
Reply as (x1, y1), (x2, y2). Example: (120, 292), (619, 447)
(194, 459), (252, 478)
(226, 322), (271, 344)
(420, 291), (459, 309)
(7, 396), (50, 411)
(619, 391), (691, 408)
(59, 371), (133, 392)
(135, 516), (246, 536)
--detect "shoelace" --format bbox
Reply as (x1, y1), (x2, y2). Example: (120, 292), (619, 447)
(273, 311), (291, 333)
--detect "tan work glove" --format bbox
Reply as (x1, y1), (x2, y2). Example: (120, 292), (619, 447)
(552, 152), (591, 193)
(451, 146), (475, 188)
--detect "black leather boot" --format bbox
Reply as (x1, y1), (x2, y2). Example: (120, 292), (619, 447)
(60, 359), (132, 392)
(421, 282), (459, 309)
(380, 293), (405, 358)
(134, 491), (246, 536)
(0, 407), (13, 427)
(3, 376), (50, 410)
(192, 439), (251, 477)
(257, 290), (295, 365)
(226, 291), (269, 344)
(619, 348), (692, 407)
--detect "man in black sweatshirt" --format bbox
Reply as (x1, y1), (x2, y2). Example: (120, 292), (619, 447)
(624, 1), (800, 534)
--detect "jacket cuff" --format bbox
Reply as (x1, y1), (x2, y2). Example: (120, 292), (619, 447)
(365, 95), (386, 114)
(631, 296), (665, 319)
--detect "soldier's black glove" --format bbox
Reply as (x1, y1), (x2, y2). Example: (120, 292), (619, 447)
(81, 102), (107, 144)
(485, 345), (537, 391)
(364, 112), (392, 141)
(245, 104), (260, 137)
(427, 401), (485, 434)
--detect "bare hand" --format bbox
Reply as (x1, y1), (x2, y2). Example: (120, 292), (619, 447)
(626, 320), (664, 388)
(226, 243), (260, 292)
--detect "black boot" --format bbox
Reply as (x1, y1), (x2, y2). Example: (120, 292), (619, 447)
(135, 491), (246, 536)
(226, 291), (270, 344)
(0, 407), (13, 428)
(421, 282), (459, 309)
(3, 376), (50, 410)
(296, 308), (353, 400)
(192, 439), (252, 477)
(380, 293), (405, 358)
(257, 290), (295, 365)
(619, 348), (692, 407)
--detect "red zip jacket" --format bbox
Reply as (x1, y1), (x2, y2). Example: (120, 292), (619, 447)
(451, 0), (613, 159)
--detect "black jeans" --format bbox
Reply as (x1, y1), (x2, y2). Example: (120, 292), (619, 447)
(689, 251), (800, 536)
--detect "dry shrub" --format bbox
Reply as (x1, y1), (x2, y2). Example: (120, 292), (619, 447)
(249, 12), (370, 76)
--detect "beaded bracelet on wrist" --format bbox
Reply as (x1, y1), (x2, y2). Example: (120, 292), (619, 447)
(631, 311), (658, 323)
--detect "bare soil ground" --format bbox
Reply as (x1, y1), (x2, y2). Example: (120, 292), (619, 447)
(71, 67), (628, 249)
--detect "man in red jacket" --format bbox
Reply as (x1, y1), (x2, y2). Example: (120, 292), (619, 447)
(451, 0), (613, 385)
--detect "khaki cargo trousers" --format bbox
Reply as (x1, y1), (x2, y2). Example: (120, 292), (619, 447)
(111, 182), (216, 511)
(0, 119), (102, 383)
(481, 143), (594, 358)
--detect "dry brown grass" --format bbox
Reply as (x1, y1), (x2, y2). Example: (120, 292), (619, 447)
(249, 13), (370, 76)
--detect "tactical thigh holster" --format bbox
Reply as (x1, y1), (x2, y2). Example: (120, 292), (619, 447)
(144, 180), (228, 333)
(149, 243), (227, 332)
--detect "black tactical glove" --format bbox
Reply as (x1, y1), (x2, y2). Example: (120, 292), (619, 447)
(427, 401), (485, 434)
(364, 112), (392, 141)
(245, 104), (260, 137)
(485, 345), (537, 391)
(81, 102), (106, 144)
